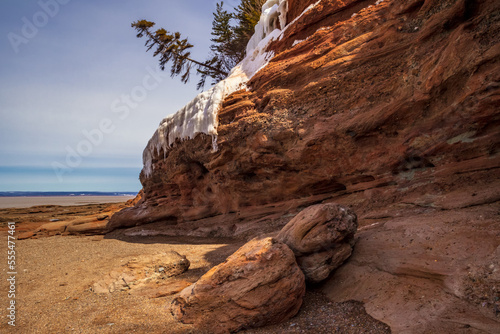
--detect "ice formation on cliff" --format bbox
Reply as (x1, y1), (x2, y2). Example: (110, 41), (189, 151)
(143, 0), (289, 177)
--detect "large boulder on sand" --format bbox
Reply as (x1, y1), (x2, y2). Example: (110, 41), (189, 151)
(170, 237), (305, 333)
(277, 203), (357, 283)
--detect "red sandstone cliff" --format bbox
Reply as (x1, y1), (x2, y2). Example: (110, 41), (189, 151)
(109, 0), (500, 332)
(110, 0), (499, 237)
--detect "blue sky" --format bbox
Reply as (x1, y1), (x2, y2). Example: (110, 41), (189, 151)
(0, 0), (231, 192)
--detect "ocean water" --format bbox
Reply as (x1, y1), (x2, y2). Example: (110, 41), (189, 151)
(0, 165), (140, 209)
(0, 166), (141, 193)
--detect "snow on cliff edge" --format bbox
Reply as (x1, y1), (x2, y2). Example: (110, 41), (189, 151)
(143, 0), (290, 178)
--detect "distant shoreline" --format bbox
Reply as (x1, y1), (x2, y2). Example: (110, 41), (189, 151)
(0, 195), (136, 209)
(0, 191), (137, 197)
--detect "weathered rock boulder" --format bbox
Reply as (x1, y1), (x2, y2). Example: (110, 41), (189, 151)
(91, 251), (190, 297)
(295, 243), (354, 284)
(277, 203), (357, 282)
(170, 237), (305, 333)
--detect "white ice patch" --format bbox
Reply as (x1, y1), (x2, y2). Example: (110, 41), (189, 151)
(246, 0), (288, 53)
(142, 0), (293, 177)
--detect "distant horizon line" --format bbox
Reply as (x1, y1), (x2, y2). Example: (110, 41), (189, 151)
(0, 191), (139, 197)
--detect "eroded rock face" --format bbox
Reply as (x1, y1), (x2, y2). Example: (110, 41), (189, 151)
(109, 0), (500, 239)
(170, 237), (305, 333)
(277, 203), (357, 282)
(322, 205), (500, 333)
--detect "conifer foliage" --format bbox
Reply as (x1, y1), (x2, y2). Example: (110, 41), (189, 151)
(132, 0), (266, 89)
(197, 2), (238, 89)
(233, 0), (266, 52)
(131, 20), (225, 86)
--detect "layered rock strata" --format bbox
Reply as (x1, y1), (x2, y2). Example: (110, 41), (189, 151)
(170, 237), (305, 333)
(109, 0), (500, 239)
(277, 203), (358, 283)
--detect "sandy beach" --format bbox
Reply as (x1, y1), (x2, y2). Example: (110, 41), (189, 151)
(0, 232), (391, 333)
(0, 196), (136, 209)
(0, 200), (391, 333)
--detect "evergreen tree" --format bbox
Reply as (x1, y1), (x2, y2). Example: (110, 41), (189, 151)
(233, 0), (266, 52)
(197, 2), (239, 89)
(132, 0), (266, 89)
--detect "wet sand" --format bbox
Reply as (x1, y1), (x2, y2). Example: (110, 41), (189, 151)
(0, 196), (136, 209)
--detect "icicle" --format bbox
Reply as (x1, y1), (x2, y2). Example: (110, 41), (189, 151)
(211, 135), (218, 152)
(142, 0), (291, 178)
(278, 0), (288, 29)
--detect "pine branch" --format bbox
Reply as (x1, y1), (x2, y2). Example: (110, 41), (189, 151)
(132, 20), (228, 83)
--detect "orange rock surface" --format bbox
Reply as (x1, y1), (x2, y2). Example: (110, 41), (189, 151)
(171, 237), (305, 333)
(108, 1), (500, 332)
(110, 0), (500, 238)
